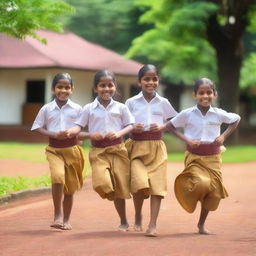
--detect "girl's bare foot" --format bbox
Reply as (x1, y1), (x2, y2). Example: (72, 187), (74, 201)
(198, 224), (210, 235)
(60, 222), (72, 230)
(134, 213), (143, 231)
(145, 226), (157, 237)
(134, 215), (143, 231)
(118, 223), (129, 232)
(134, 224), (143, 232)
(50, 219), (63, 229)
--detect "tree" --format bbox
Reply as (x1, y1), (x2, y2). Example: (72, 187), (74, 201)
(127, 0), (256, 112)
(0, 0), (74, 43)
(63, 0), (150, 54)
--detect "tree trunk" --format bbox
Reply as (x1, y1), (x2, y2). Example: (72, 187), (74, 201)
(206, 14), (246, 113)
(215, 42), (242, 113)
(206, 9), (249, 143)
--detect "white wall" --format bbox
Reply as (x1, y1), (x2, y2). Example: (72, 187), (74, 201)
(0, 70), (27, 124)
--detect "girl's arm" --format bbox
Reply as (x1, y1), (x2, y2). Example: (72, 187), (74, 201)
(166, 122), (200, 148)
(34, 128), (68, 140)
(105, 124), (133, 140)
(149, 123), (166, 132)
(214, 120), (240, 145)
(150, 115), (176, 132)
(66, 125), (82, 138)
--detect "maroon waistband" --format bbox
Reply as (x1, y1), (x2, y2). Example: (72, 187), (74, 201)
(91, 138), (122, 148)
(49, 137), (78, 148)
(186, 144), (220, 156)
(131, 131), (162, 141)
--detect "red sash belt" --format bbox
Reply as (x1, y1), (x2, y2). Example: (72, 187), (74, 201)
(49, 137), (78, 148)
(131, 131), (162, 141)
(91, 138), (122, 148)
(186, 144), (220, 156)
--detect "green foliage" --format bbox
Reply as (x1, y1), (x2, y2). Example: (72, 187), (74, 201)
(126, 0), (219, 84)
(241, 53), (256, 88)
(0, 0), (74, 43)
(0, 174), (51, 196)
(63, 0), (149, 54)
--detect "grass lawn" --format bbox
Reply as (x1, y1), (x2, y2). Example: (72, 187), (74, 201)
(168, 145), (256, 163)
(0, 142), (89, 196)
(0, 142), (255, 196)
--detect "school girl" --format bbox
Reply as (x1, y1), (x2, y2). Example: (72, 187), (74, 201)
(67, 70), (134, 231)
(166, 77), (240, 234)
(31, 73), (84, 230)
(125, 64), (177, 236)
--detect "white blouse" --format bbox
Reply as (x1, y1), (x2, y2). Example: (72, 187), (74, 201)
(76, 98), (134, 133)
(125, 91), (177, 131)
(170, 105), (241, 143)
(31, 99), (82, 132)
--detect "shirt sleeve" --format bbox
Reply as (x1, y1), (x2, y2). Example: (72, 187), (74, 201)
(170, 110), (187, 128)
(217, 108), (241, 124)
(121, 104), (135, 127)
(162, 99), (178, 121)
(75, 105), (90, 128)
(31, 106), (46, 131)
(125, 99), (132, 112)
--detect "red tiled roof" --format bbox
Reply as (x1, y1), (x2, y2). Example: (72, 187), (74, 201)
(0, 30), (142, 76)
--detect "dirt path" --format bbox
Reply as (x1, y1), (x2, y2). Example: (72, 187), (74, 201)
(0, 159), (48, 177)
(0, 161), (256, 256)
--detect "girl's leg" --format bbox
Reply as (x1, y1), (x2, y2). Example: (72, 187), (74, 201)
(51, 183), (64, 228)
(198, 204), (210, 234)
(146, 195), (162, 236)
(133, 190), (145, 231)
(62, 193), (74, 230)
(114, 198), (129, 231)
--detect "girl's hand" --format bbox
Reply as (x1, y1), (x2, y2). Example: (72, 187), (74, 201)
(66, 130), (76, 138)
(186, 139), (201, 148)
(55, 131), (69, 140)
(65, 125), (81, 138)
(133, 123), (144, 133)
(214, 135), (224, 146)
(90, 132), (104, 141)
(105, 131), (119, 140)
(149, 123), (164, 132)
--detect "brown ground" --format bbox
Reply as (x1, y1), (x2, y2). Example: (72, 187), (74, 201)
(0, 160), (256, 256)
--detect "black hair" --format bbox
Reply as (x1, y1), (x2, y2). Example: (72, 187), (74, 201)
(52, 73), (73, 89)
(138, 64), (159, 81)
(93, 70), (116, 88)
(194, 77), (217, 94)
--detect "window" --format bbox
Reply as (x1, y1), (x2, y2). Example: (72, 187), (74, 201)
(26, 80), (45, 103)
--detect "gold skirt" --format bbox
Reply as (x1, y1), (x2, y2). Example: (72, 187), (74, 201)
(125, 138), (167, 197)
(45, 145), (84, 195)
(174, 151), (228, 213)
(89, 143), (131, 201)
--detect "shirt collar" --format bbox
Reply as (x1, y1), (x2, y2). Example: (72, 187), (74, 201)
(91, 97), (114, 109)
(50, 99), (74, 111)
(193, 105), (215, 114)
(134, 91), (161, 101)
